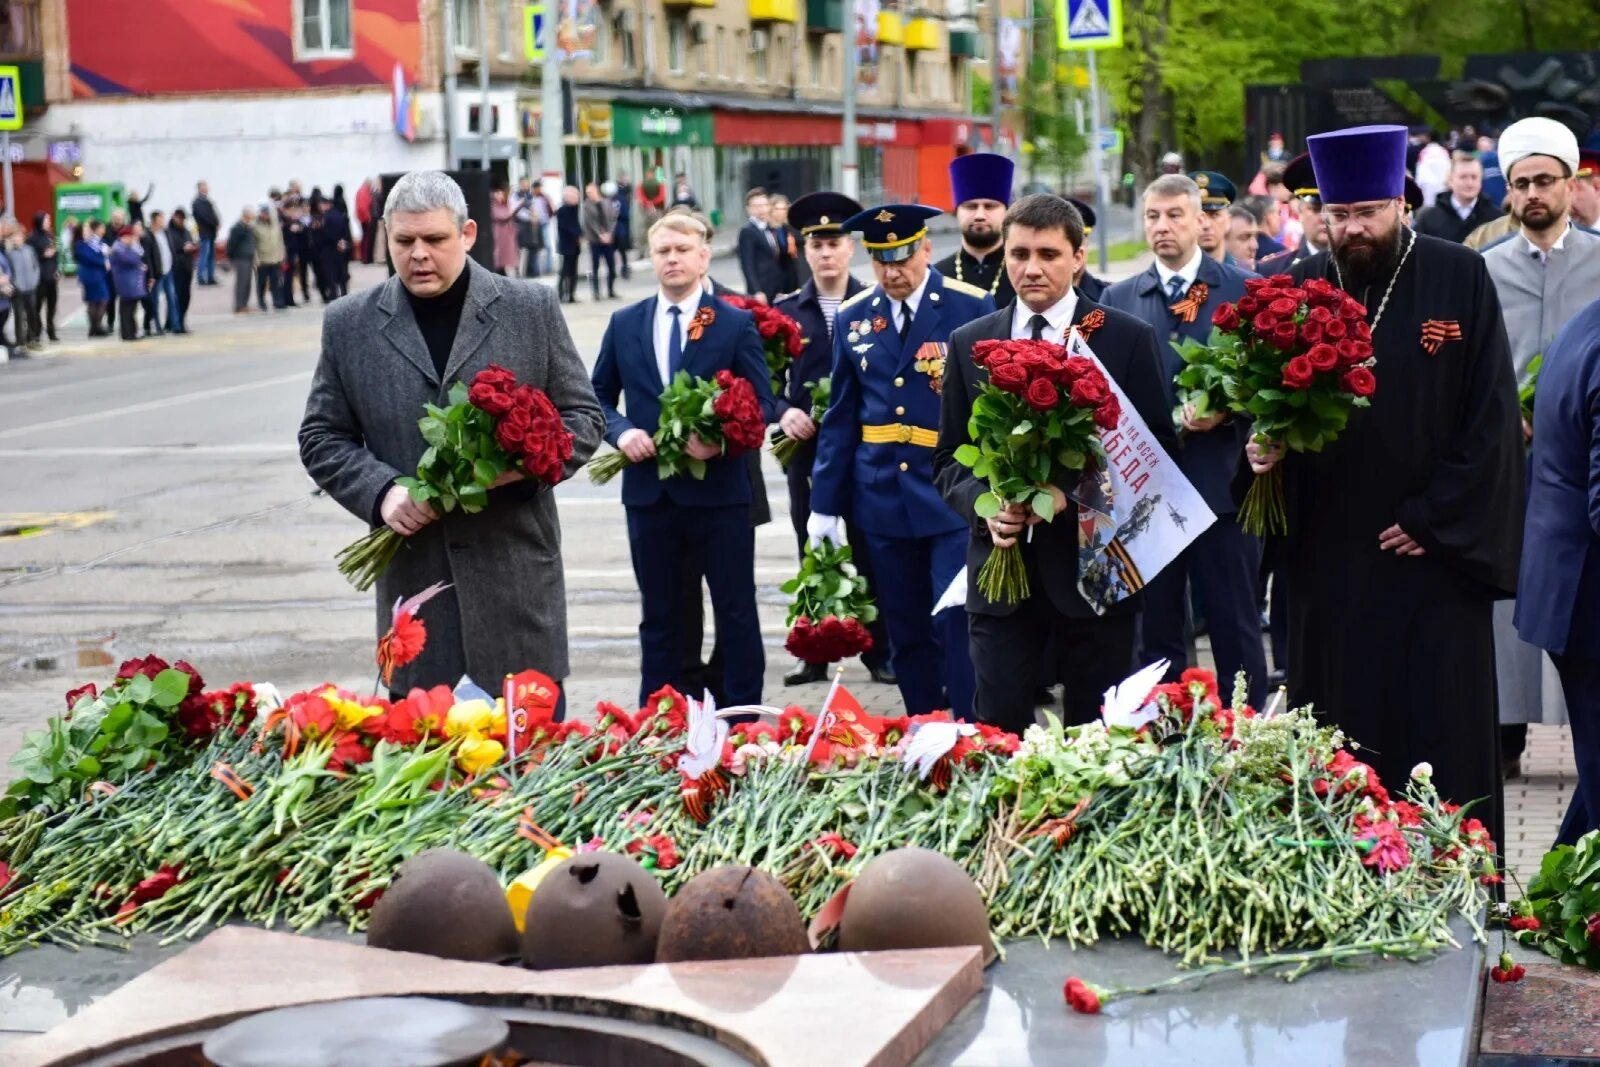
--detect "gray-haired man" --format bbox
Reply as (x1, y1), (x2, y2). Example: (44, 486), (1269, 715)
(299, 171), (605, 700)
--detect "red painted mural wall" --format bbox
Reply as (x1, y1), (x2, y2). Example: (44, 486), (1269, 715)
(67, 0), (422, 98)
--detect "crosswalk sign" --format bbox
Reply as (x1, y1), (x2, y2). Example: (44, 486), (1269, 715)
(0, 66), (21, 131)
(523, 4), (546, 63)
(1057, 0), (1122, 50)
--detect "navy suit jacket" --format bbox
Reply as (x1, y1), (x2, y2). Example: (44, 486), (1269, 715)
(1516, 297), (1600, 658)
(773, 275), (866, 417)
(590, 290), (776, 509)
(737, 221), (784, 301)
(1100, 255), (1257, 515)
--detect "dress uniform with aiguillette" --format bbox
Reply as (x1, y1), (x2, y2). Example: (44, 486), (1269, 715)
(774, 192), (893, 685)
(935, 154), (1016, 308)
(809, 204), (996, 716)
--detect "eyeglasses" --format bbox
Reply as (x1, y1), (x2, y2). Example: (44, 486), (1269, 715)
(1510, 174), (1564, 193)
(1321, 201), (1396, 227)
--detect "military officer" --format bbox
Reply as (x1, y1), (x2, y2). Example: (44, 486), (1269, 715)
(809, 203), (996, 716)
(1190, 171), (1239, 265)
(935, 154), (1016, 308)
(774, 192), (895, 687)
(1065, 197), (1108, 301)
(1258, 154), (1328, 274)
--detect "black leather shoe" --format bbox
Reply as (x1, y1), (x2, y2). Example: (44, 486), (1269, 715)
(866, 663), (897, 686)
(784, 660), (828, 686)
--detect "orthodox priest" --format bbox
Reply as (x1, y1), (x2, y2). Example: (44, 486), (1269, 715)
(935, 153), (1016, 308)
(1246, 125), (1524, 837)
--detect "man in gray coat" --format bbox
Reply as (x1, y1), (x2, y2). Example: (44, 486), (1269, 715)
(300, 170), (604, 698)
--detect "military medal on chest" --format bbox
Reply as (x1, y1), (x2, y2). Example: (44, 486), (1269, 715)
(914, 342), (948, 394)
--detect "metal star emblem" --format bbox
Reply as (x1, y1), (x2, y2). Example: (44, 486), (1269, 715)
(875, 209), (894, 223)
(887, 232), (897, 242)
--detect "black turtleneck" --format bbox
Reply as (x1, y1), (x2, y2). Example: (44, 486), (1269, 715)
(408, 265), (471, 377)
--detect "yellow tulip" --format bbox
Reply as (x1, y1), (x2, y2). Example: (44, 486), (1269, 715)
(445, 699), (497, 739)
(324, 688), (383, 731)
(457, 735), (506, 776)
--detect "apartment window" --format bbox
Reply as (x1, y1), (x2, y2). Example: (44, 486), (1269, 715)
(592, 16), (609, 65)
(807, 37), (821, 87)
(716, 28), (728, 78)
(498, 0), (516, 59)
(453, 0), (481, 52)
(667, 16), (687, 73)
(299, 0), (352, 57)
(613, 12), (636, 69)
(752, 34), (768, 83)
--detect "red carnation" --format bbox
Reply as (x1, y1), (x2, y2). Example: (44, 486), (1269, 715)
(1024, 377), (1059, 411)
(1063, 977), (1103, 1014)
(1306, 343), (1339, 372)
(1342, 366), (1376, 397)
(1508, 915), (1541, 932)
(1212, 302), (1241, 330)
(1282, 355), (1315, 390)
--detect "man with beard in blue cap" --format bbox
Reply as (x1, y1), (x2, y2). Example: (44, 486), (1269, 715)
(1246, 124), (1524, 838)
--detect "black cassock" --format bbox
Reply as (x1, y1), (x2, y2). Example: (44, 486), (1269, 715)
(1273, 234), (1524, 837)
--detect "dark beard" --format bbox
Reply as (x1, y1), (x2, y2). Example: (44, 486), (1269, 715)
(963, 225), (1002, 251)
(1334, 228), (1402, 290)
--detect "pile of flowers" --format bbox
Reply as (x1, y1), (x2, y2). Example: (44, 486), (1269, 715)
(0, 660), (1495, 1008)
(587, 369), (766, 484)
(1174, 275), (1375, 534)
(783, 537), (878, 665)
(952, 338), (1121, 603)
(336, 365), (575, 589)
(718, 293), (805, 396)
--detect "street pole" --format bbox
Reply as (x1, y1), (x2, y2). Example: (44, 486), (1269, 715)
(841, 6), (858, 199)
(478, 0), (493, 171)
(443, 0), (460, 168)
(2, 132), (12, 223)
(989, 0), (1001, 151)
(539, 4), (564, 205)
(1087, 48), (1108, 273)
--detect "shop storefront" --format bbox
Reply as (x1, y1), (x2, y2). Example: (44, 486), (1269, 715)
(609, 103), (719, 226)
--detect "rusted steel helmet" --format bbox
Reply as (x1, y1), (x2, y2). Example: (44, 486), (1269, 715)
(521, 852), (667, 970)
(655, 865), (811, 962)
(837, 847), (996, 964)
(366, 849), (520, 964)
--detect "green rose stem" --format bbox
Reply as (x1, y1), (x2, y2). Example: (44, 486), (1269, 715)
(1237, 463), (1286, 537)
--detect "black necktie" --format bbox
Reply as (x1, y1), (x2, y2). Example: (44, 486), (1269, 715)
(1028, 314), (1049, 341)
(898, 302), (912, 340)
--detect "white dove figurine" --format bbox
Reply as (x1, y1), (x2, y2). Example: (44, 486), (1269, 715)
(1100, 659), (1171, 731)
(392, 580), (452, 625)
(677, 690), (730, 780)
(902, 720), (978, 781)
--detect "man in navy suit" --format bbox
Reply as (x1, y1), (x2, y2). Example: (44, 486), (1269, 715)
(935, 194), (1179, 730)
(1517, 297), (1600, 845)
(1102, 173), (1269, 706)
(773, 191), (894, 687)
(809, 203), (996, 716)
(591, 212), (776, 707)
(736, 187), (785, 303)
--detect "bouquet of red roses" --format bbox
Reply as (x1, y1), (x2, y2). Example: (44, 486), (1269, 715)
(951, 339), (1120, 604)
(336, 365), (575, 590)
(771, 376), (831, 469)
(587, 369), (766, 484)
(783, 537), (878, 664)
(719, 293), (805, 396)
(1174, 274), (1375, 535)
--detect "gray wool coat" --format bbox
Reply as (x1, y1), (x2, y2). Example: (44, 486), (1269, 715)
(299, 259), (604, 690)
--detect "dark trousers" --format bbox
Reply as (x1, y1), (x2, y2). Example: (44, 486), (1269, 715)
(589, 243), (616, 298)
(106, 290), (116, 331)
(233, 265), (253, 311)
(785, 449), (890, 670)
(33, 277), (56, 340)
(141, 285), (161, 333)
(627, 501), (764, 709)
(173, 268), (192, 322)
(86, 300), (107, 336)
(1140, 514), (1269, 707)
(862, 529), (973, 717)
(972, 600), (1138, 732)
(118, 297), (139, 339)
(256, 263), (280, 309)
(521, 245), (542, 278)
(559, 253), (580, 301)
(12, 290), (36, 346)
(1554, 651), (1600, 846)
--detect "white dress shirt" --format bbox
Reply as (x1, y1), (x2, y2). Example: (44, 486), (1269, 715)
(153, 230), (173, 275)
(653, 289), (702, 385)
(1010, 290), (1078, 343)
(1154, 247), (1203, 297)
(1524, 222), (1570, 264)
(887, 271), (932, 335)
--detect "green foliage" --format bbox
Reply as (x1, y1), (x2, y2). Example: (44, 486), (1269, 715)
(1519, 353), (1541, 423)
(403, 381), (512, 516)
(781, 537), (879, 627)
(1515, 830), (1600, 969)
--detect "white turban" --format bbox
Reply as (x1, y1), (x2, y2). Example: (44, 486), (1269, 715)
(1498, 117), (1580, 179)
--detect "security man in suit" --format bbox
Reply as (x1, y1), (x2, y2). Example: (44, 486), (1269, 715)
(1258, 154), (1328, 275)
(1065, 197), (1108, 301)
(1101, 173), (1268, 707)
(773, 192), (895, 687)
(936, 194), (1179, 730)
(1190, 171), (1239, 265)
(736, 187), (785, 302)
(936, 154), (1016, 308)
(809, 203), (996, 716)
(591, 211), (777, 707)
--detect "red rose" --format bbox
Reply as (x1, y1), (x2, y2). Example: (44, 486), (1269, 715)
(1244, 277), (1269, 294)
(1348, 339), (1373, 363)
(1212, 302), (1241, 330)
(1268, 273), (1294, 287)
(714, 369), (736, 389)
(65, 683), (97, 711)
(1342, 366), (1376, 397)
(470, 365), (518, 393)
(1282, 355), (1316, 389)
(1335, 338), (1362, 365)
(1281, 287), (1308, 303)
(971, 339), (1006, 368)
(1069, 373), (1109, 407)
(1267, 297), (1298, 317)
(1252, 310), (1278, 332)
(1094, 395), (1122, 429)
(1352, 320), (1372, 343)
(1271, 321), (1299, 350)
(1024, 377), (1059, 411)
(1306, 342), (1339, 372)
(1015, 348), (1049, 373)
(1306, 305), (1334, 325)
(989, 362), (1029, 394)
(1323, 317), (1348, 341)
(1061, 355), (1095, 383)
(1236, 296), (1262, 316)
(1299, 320), (1324, 346)
(1339, 298), (1365, 321)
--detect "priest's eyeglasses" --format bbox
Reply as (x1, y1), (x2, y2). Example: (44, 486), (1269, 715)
(1509, 174), (1564, 193)
(1321, 201), (1396, 228)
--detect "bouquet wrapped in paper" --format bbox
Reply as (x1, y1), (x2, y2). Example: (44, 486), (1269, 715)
(1175, 274), (1374, 535)
(587, 369), (766, 484)
(336, 365), (574, 590)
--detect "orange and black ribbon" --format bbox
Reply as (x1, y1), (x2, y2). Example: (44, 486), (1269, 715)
(681, 767), (730, 824)
(1420, 319), (1462, 355)
(1169, 281), (1209, 324)
(210, 762), (256, 801)
(1076, 308), (1106, 341)
(517, 808), (564, 849)
(687, 306), (716, 342)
